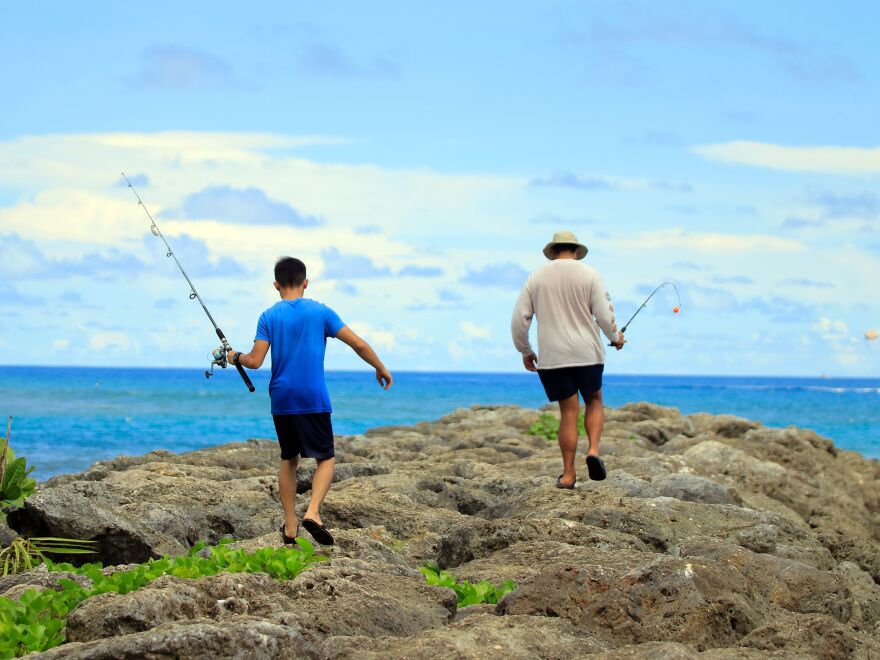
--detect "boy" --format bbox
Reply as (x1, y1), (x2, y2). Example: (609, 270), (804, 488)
(228, 257), (392, 546)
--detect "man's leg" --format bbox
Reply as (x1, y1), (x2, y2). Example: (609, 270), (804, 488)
(558, 394), (580, 486)
(278, 457), (299, 537)
(304, 456), (335, 525)
(584, 389), (604, 457)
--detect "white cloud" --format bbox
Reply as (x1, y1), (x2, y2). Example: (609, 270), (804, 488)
(694, 140), (880, 174)
(460, 321), (491, 340)
(814, 317), (850, 342)
(813, 317), (861, 366)
(608, 228), (804, 253)
(89, 331), (134, 352)
(0, 130), (875, 375)
(52, 339), (71, 350)
(346, 321), (396, 351)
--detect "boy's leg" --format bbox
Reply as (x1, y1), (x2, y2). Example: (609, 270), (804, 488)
(304, 456), (335, 525)
(584, 389), (604, 456)
(278, 457), (299, 536)
(557, 393), (580, 486)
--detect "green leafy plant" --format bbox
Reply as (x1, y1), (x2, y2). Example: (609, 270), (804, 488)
(0, 419), (36, 511)
(419, 563), (515, 607)
(528, 411), (586, 441)
(0, 537), (96, 576)
(0, 416), (96, 577)
(0, 538), (326, 658)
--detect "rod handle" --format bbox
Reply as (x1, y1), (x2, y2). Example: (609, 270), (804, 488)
(217, 328), (255, 392)
(235, 363), (256, 393)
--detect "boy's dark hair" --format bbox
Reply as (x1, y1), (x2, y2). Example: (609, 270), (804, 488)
(274, 257), (307, 288)
(553, 243), (580, 256)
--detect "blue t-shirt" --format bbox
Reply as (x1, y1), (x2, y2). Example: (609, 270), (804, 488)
(255, 299), (345, 415)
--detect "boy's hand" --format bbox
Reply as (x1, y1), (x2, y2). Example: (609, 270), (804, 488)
(376, 368), (393, 390)
(522, 352), (538, 372)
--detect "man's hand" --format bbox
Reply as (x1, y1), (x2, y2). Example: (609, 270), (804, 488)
(376, 367), (393, 390)
(522, 352), (538, 372)
(612, 332), (626, 350)
(226, 349), (236, 364)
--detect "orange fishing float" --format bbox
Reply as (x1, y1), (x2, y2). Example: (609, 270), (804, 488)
(609, 282), (682, 346)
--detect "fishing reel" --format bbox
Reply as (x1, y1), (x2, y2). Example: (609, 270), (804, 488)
(206, 343), (230, 379)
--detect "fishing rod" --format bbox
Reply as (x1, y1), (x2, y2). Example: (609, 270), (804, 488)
(122, 173), (255, 393)
(609, 282), (681, 346)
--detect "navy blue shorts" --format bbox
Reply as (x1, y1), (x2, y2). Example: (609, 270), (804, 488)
(538, 364), (604, 402)
(272, 413), (335, 460)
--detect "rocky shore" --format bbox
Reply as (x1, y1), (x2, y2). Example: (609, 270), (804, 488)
(5, 403), (880, 658)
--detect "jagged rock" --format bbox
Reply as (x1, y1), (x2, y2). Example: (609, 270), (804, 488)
(688, 413), (761, 438)
(651, 472), (739, 505)
(676, 538), (854, 622)
(498, 558), (761, 650)
(0, 518), (18, 545)
(631, 418), (696, 446)
(3, 403), (878, 658)
(7, 474), (281, 564)
(737, 612), (874, 658)
(682, 440), (789, 497)
(0, 565), (91, 602)
(322, 614), (608, 658)
(34, 619), (319, 659)
(619, 402), (682, 421)
(592, 642), (702, 659)
(61, 562), (455, 647)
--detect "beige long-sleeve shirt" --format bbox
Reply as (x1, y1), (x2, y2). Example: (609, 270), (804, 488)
(511, 259), (619, 369)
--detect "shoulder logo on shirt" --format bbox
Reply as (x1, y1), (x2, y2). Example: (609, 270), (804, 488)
(605, 292), (611, 301)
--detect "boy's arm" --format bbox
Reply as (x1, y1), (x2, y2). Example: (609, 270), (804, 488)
(335, 326), (393, 390)
(227, 340), (270, 369)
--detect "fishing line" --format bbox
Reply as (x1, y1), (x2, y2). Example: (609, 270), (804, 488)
(609, 282), (682, 346)
(122, 172), (255, 392)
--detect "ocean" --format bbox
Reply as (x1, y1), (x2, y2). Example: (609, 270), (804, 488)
(1, 366), (878, 480)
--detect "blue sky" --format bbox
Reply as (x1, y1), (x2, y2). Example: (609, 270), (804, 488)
(1, 1), (879, 376)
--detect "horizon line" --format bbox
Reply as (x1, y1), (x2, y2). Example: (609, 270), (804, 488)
(0, 364), (875, 381)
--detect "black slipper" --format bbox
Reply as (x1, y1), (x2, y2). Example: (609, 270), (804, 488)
(555, 475), (577, 489)
(279, 524), (298, 545)
(586, 455), (607, 481)
(302, 518), (334, 546)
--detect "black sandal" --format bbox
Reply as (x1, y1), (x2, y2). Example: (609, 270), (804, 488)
(302, 518), (334, 546)
(555, 475), (577, 489)
(279, 524), (298, 545)
(586, 455), (607, 481)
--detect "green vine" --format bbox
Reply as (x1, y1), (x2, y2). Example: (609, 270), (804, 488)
(419, 563), (515, 607)
(0, 538), (325, 658)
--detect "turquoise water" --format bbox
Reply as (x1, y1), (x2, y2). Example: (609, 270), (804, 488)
(0, 366), (878, 479)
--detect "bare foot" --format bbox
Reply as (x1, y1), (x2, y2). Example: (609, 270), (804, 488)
(303, 513), (323, 526)
(558, 473), (577, 487)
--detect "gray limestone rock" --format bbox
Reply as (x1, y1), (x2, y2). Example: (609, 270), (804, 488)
(4, 402), (877, 658)
(651, 472), (739, 505)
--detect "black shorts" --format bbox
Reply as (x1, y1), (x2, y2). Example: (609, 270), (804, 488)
(272, 413), (335, 460)
(538, 364), (604, 402)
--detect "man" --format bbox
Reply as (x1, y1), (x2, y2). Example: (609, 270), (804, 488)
(228, 256), (393, 546)
(511, 231), (624, 488)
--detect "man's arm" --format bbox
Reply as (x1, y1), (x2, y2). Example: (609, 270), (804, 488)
(335, 326), (393, 390)
(227, 340), (270, 369)
(591, 279), (625, 350)
(511, 285), (538, 371)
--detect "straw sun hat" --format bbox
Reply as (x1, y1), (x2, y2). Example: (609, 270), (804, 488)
(543, 230), (588, 260)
